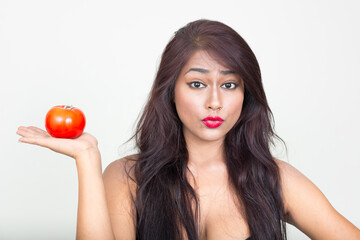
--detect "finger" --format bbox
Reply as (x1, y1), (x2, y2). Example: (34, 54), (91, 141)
(18, 136), (38, 145)
(17, 126), (28, 135)
(18, 132), (56, 149)
(17, 126), (38, 138)
(29, 127), (50, 137)
(22, 126), (47, 135)
(28, 126), (46, 133)
(17, 126), (47, 138)
(17, 126), (51, 146)
(16, 126), (30, 137)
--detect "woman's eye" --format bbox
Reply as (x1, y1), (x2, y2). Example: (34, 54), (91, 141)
(189, 81), (206, 88)
(222, 82), (238, 89)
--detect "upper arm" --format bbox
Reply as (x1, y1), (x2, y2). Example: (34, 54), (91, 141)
(276, 159), (360, 240)
(103, 156), (138, 240)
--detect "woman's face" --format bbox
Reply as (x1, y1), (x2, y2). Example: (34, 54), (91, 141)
(174, 50), (245, 144)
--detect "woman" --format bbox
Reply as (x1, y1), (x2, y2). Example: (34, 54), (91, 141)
(17, 19), (360, 240)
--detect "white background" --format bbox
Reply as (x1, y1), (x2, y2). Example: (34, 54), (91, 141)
(1, 0), (359, 239)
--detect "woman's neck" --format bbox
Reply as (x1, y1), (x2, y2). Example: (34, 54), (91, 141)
(185, 136), (226, 172)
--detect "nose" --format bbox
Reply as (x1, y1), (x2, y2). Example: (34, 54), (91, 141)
(207, 87), (222, 111)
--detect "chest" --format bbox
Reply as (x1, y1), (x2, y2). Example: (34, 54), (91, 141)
(187, 167), (251, 240)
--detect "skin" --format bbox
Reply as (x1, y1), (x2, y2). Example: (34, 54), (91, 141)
(16, 127), (115, 239)
(173, 50), (244, 172)
(16, 50), (360, 239)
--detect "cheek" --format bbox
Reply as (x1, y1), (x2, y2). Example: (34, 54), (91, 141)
(175, 96), (197, 120)
(174, 90), (203, 123)
(227, 96), (244, 120)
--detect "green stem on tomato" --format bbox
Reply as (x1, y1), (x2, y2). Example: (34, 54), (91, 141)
(64, 105), (73, 110)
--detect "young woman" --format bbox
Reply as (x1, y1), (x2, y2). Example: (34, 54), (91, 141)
(17, 19), (360, 240)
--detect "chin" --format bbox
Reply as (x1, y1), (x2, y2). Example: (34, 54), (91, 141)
(198, 133), (226, 142)
(183, 127), (227, 143)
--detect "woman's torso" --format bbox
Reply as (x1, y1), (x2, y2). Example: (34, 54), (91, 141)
(122, 156), (251, 240)
(186, 162), (251, 240)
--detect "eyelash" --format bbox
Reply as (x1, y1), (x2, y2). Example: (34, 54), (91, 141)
(188, 81), (239, 89)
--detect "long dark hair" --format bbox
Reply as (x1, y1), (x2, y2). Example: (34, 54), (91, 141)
(125, 19), (287, 240)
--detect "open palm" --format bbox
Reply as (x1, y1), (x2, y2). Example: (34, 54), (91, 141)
(17, 126), (98, 159)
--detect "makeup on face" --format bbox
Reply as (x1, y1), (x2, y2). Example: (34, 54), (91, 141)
(201, 115), (224, 128)
(174, 50), (244, 143)
(184, 67), (242, 91)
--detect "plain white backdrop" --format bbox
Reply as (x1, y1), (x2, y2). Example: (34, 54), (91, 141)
(1, 0), (359, 239)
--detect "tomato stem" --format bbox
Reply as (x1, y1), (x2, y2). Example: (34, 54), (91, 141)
(64, 105), (73, 110)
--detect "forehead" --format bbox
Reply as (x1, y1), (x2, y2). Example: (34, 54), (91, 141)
(181, 50), (230, 72)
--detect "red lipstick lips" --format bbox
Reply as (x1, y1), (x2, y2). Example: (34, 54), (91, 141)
(201, 116), (224, 128)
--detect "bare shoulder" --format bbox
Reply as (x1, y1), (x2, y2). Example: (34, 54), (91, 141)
(103, 154), (139, 240)
(103, 154), (138, 183)
(273, 158), (327, 215)
(273, 158), (299, 178)
(273, 158), (307, 191)
(273, 158), (360, 239)
(103, 154), (139, 204)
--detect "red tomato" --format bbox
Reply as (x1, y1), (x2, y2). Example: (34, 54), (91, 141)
(45, 105), (86, 138)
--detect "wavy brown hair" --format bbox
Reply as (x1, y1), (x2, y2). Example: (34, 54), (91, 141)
(125, 19), (287, 240)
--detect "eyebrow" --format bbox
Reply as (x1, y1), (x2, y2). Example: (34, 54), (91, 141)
(185, 68), (235, 75)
